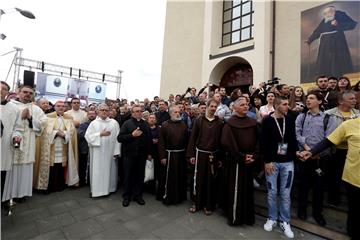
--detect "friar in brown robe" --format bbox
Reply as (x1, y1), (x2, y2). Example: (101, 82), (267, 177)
(221, 97), (259, 226)
(186, 99), (223, 214)
(158, 105), (188, 205)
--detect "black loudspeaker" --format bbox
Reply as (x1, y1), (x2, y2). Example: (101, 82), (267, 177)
(23, 70), (35, 88)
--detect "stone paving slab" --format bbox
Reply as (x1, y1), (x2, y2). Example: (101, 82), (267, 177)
(1, 186), (326, 240)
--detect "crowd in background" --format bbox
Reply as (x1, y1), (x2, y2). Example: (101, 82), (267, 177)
(1, 75), (360, 239)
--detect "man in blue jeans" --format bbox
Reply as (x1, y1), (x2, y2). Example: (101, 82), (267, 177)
(260, 97), (298, 239)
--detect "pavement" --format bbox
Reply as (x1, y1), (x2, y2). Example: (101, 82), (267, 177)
(1, 186), (326, 240)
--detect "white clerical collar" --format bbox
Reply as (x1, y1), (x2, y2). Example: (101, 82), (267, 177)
(205, 115), (215, 121)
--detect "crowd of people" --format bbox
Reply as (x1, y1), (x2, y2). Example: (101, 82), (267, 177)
(1, 75), (360, 239)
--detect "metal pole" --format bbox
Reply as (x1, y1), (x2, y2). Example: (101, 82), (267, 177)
(117, 70), (123, 99)
(12, 47), (23, 91)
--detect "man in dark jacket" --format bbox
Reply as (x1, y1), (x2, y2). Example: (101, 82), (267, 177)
(77, 110), (97, 186)
(118, 105), (152, 207)
(155, 100), (170, 126)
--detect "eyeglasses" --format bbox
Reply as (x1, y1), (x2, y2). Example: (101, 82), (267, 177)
(133, 110), (141, 113)
(99, 109), (109, 112)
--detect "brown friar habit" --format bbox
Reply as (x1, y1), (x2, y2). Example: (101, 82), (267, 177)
(158, 119), (188, 205)
(186, 116), (223, 211)
(221, 114), (259, 226)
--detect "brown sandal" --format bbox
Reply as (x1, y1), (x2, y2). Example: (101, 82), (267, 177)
(189, 205), (197, 213)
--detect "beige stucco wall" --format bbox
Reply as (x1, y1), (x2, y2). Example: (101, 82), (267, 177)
(160, 1), (274, 97)
(274, 1), (328, 86)
(160, 1), (206, 98)
(160, 0), (332, 98)
(201, 0), (273, 88)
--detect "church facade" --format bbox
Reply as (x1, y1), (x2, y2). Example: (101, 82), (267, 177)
(160, 0), (360, 97)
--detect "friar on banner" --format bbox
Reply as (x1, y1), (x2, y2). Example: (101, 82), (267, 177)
(2, 85), (47, 202)
(221, 97), (259, 226)
(306, 5), (357, 77)
(34, 101), (79, 192)
(85, 103), (120, 197)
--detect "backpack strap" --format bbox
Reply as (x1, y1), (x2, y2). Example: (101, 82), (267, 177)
(301, 112), (307, 130)
(323, 113), (330, 133)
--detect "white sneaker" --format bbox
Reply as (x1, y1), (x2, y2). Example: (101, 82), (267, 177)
(263, 219), (277, 232)
(280, 222), (294, 239)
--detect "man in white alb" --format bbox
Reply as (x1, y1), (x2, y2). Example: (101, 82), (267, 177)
(1, 81), (21, 200)
(2, 85), (47, 202)
(85, 103), (120, 197)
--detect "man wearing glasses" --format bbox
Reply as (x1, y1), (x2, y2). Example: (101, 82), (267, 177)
(66, 97), (87, 128)
(118, 105), (152, 207)
(85, 104), (120, 197)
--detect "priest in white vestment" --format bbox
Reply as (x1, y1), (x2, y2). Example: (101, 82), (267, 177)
(85, 103), (120, 197)
(2, 85), (47, 202)
(65, 97), (88, 128)
(34, 101), (79, 192)
(1, 81), (22, 199)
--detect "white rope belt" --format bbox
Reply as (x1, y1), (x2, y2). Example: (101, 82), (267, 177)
(193, 148), (218, 196)
(163, 149), (185, 199)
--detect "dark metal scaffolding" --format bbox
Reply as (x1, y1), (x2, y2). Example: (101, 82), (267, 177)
(12, 53), (123, 99)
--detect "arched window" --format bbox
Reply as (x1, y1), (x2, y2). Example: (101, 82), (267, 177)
(222, 0), (254, 46)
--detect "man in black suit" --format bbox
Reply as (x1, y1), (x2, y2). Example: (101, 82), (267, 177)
(118, 105), (152, 207)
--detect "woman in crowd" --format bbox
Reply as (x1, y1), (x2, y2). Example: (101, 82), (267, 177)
(289, 86), (306, 115)
(259, 92), (275, 118)
(336, 76), (352, 93)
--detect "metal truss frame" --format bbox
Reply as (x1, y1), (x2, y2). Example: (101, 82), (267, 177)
(12, 53), (123, 99)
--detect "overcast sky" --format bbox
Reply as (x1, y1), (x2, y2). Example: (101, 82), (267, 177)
(0, 0), (166, 101)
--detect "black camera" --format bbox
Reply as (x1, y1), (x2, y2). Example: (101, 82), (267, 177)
(266, 77), (281, 86)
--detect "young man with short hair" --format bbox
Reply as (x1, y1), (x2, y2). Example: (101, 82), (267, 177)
(295, 91), (336, 225)
(261, 97), (298, 238)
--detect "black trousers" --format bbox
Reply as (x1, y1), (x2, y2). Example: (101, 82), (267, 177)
(297, 157), (327, 217)
(122, 155), (146, 200)
(345, 182), (360, 240)
(1, 171), (6, 199)
(48, 163), (66, 193)
(78, 153), (89, 186)
(328, 149), (347, 205)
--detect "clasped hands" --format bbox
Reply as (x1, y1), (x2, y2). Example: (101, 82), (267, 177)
(296, 150), (313, 161)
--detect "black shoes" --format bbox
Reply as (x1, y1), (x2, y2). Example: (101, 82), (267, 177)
(122, 199), (130, 207)
(123, 197), (145, 207)
(134, 197), (145, 205)
(313, 214), (327, 226)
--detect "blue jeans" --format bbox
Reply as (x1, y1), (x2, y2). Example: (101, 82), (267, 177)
(265, 161), (294, 223)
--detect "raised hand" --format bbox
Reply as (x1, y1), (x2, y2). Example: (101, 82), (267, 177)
(21, 108), (30, 120)
(245, 154), (255, 164)
(161, 158), (167, 165)
(100, 128), (111, 137)
(132, 127), (143, 137)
